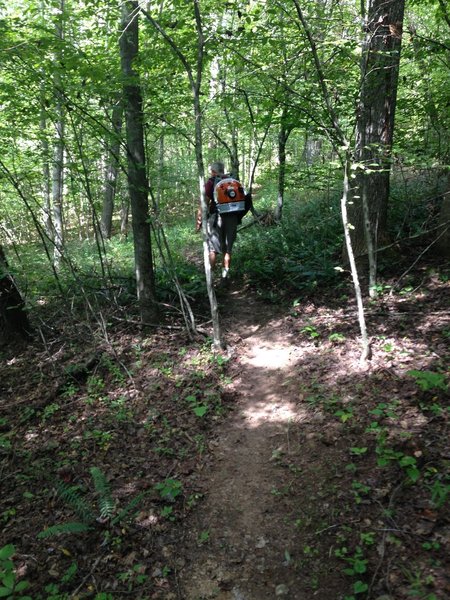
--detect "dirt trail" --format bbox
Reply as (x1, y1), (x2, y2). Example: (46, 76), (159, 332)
(176, 289), (344, 599)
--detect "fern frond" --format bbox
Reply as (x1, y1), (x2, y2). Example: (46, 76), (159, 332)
(38, 521), (91, 538)
(56, 481), (94, 523)
(90, 467), (115, 519)
(111, 491), (148, 526)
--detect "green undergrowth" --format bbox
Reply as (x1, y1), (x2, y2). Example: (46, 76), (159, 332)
(234, 192), (343, 295)
(292, 365), (449, 599)
(5, 170), (446, 314)
(0, 331), (232, 598)
(388, 169), (447, 240)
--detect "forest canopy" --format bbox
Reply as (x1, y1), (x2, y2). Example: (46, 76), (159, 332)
(0, 0), (448, 332)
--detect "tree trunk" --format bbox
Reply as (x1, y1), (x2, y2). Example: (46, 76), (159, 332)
(120, 197), (130, 238)
(303, 133), (322, 166)
(52, 0), (66, 269)
(342, 159), (371, 360)
(348, 0), (405, 264)
(156, 133), (164, 207)
(191, 6), (222, 349)
(120, 1), (158, 323)
(275, 118), (291, 222)
(101, 99), (123, 239)
(40, 86), (53, 240)
(222, 78), (240, 180)
(0, 246), (31, 345)
(292, 0), (371, 361)
(140, 1), (222, 348)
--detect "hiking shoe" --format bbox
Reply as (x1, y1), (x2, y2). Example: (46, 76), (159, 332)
(217, 274), (230, 289)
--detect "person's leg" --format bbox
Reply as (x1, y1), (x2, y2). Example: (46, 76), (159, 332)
(222, 252), (231, 273)
(207, 214), (221, 270)
(221, 214), (238, 279)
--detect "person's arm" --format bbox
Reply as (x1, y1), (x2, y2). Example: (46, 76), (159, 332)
(197, 178), (213, 231)
(195, 205), (202, 231)
(205, 177), (214, 202)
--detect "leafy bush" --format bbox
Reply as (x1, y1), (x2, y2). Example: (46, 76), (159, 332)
(0, 544), (31, 599)
(388, 171), (447, 239)
(234, 193), (342, 292)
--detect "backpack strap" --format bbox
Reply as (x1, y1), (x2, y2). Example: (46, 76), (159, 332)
(211, 175), (223, 213)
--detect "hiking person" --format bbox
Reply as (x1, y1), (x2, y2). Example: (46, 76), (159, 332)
(196, 161), (242, 284)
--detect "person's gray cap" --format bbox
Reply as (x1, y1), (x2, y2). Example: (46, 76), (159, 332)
(210, 161), (225, 175)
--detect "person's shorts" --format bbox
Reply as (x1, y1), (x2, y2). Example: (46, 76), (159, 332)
(207, 213), (239, 254)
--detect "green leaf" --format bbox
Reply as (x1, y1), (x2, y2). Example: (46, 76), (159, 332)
(38, 522), (91, 538)
(407, 370), (447, 391)
(1, 572), (14, 589)
(56, 482), (94, 523)
(14, 580), (29, 592)
(353, 559), (367, 574)
(193, 405), (208, 417)
(111, 491), (147, 526)
(90, 467), (114, 519)
(0, 545), (15, 560)
(406, 467), (421, 482)
(353, 580), (368, 594)
(350, 447), (367, 456)
(155, 479), (182, 502)
(161, 505), (173, 518)
(61, 561), (78, 584)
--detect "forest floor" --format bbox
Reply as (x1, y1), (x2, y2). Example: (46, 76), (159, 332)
(0, 250), (449, 600)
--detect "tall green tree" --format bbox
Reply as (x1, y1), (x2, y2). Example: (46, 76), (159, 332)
(348, 0), (406, 287)
(141, 0), (224, 348)
(120, 1), (158, 323)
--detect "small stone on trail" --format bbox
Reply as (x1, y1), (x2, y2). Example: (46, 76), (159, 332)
(275, 583), (289, 596)
(255, 537), (268, 548)
(311, 412), (325, 423)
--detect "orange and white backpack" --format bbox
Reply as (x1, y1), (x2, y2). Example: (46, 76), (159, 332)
(214, 178), (246, 214)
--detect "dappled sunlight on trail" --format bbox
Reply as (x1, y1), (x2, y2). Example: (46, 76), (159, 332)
(241, 395), (301, 428)
(237, 333), (305, 427)
(180, 304), (345, 599)
(241, 345), (293, 370)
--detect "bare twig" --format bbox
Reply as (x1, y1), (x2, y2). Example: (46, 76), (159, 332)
(392, 226), (448, 291)
(368, 482), (404, 598)
(70, 556), (102, 599)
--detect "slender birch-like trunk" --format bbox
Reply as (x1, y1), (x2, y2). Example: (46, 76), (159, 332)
(52, 0), (65, 269)
(292, 0), (372, 360)
(275, 114), (291, 222)
(101, 99), (123, 239)
(141, 0), (223, 349)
